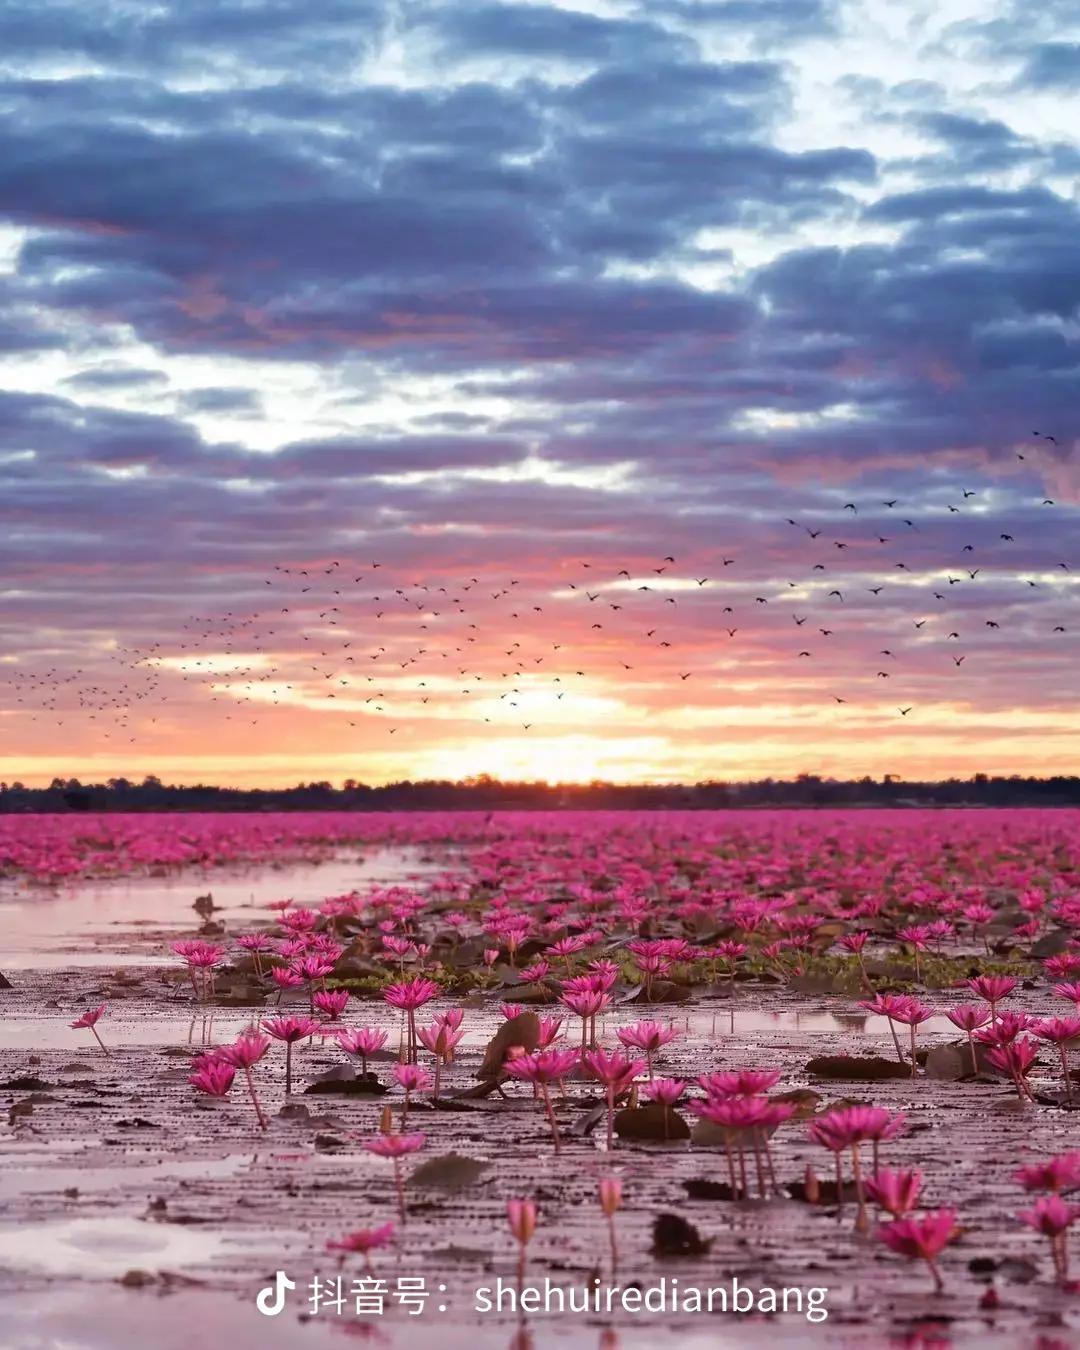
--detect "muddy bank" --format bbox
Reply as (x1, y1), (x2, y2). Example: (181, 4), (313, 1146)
(3, 969), (1080, 1348)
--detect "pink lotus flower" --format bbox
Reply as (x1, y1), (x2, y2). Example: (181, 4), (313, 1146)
(217, 1030), (270, 1129)
(984, 1035), (1038, 1101)
(219, 1029), (270, 1070)
(235, 932), (271, 976)
(1019, 1192), (1080, 1235)
(365, 1131), (426, 1158)
(269, 966), (304, 992)
(364, 1132), (426, 1222)
(643, 1077), (686, 1108)
(890, 997), (936, 1078)
(507, 1199), (536, 1286)
(809, 1107), (905, 1230)
(598, 1176), (622, 1217)
(858, 992), (915, 1065)
(416, 1018), (465, 1099)
(1033, 1016), (1080, 1102)
(384, 977), (440, 1063)
(1019, 1194), (1080, 1282)
(71, 1003), (109, 1056)
(280, 907), (320, 932)
(599, 1177), (622, 1274)
(1015, 1154), (1080, 1193)
(313, 989), (349, 1021)
(877, 1209), (958, 1292)
(189, 1055), (235, 1098)
(699, 1068), (782, 1098)
(327, 1221), (395, 1274)
(537, 1015), (564, 1049)
(562, 987), (610, 1053)
(968, 975), (1017, 1017)
(336, 1026), (388, 1076)
(688, 1094), (791, 1200)
(865, 1168), (922, 1219)
(616, 1021), (678, 1078)
(975, 1009), (1034, 1046)
(172, 940), (225, 1001)
(261, 1015), (321, 1096)
(945, 1003), (991, 1074)
(583, 1047), (645, 1151)
(263, 1014), (321, 1042)
(392, 1061), (433, 1127)
(505, 1049), (580, 1153)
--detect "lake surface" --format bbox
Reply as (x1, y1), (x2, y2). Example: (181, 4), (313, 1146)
(0, 846), (449, 967)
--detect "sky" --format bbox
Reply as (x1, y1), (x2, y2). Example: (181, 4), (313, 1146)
(1, 0), (1079, 789)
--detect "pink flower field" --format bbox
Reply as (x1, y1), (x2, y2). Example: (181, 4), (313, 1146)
(3, 808), (1080, 1350)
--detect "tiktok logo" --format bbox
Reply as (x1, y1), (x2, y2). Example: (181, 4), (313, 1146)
(256, 1271), (296, 1315)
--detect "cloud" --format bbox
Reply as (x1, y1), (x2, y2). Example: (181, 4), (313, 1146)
(0, 0), (1078, 784)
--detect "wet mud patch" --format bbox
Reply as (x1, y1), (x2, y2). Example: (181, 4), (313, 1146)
(4, 813), (1080, 1350)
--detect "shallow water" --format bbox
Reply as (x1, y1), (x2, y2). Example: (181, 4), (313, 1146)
(0, 1285), (1066, 1350)
(0, 846), (446, 965)
(683, 1007), (958, 1038)
(0, 1215), (235, 1277)
(0, 1002), (957, 1053)
(0, 1153), (252, 1201)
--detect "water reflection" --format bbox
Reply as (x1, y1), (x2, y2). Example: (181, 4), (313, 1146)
(679, 1007), (956, 1039)
(0, 845), (443, 962)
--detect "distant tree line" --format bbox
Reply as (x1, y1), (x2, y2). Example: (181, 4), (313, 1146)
(0, 770), (1078, 811)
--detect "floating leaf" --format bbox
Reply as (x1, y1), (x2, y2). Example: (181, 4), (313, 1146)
(305, 1069), (387, 1096)
(924, 1044), (968, 1081)
(314, 1132), (347, 1151)
(769, 1088), (821, 1119)
(683, 1179), (744, 1201)
(804, 1055), (910, 1081)
(786, 1177), (860, 1204)
(408, 1154), (491, 1192)
(787, 973), (836, 995)
(569, 1104), (607, 1137)
(614, 1102), (690, 1142)
(1032, 928), (1072, 959)
(476, 1012), (541, 1081)
(508, 982), (557, 1005)
(651, 1213), (712, 1257)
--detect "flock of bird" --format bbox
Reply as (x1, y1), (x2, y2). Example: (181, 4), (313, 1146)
(2, 435), (1075, 746)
